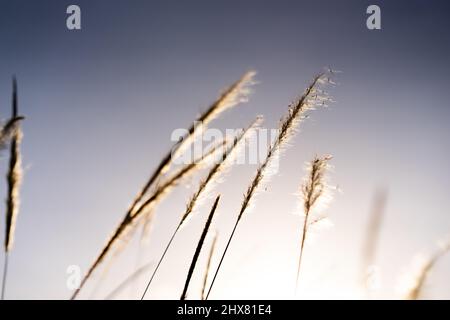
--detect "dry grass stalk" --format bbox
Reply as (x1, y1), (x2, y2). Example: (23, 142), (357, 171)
(181, 195), (221, 300)
(0, 118), (24, 151)
(140, 118), (261, 299)
(129, 139), (228, 295)
(237, 73), (329, 222)
(4, 119), (22, 252)
(139, 138), (228, 245)
(205, 72), (333, 299)
(296, 155), (332, 289)
(180, 120), (260, 228)
(129, 71), (255, 216)
(70, 146), (218, 299)
(170, 71), (256, 161)
(404, 241), (450, 300)
(71, 72), (255, 299)
(2, 77), (24, 300)
(0, 79), (24, 151)
(201, 232), (218, 300)
(4, 77), (23, 252)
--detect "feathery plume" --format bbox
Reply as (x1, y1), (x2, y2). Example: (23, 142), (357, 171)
(4, 77), (23, 252)
(140, 118), (261, 299)
(70, 150), (213, 299)
(181, 195), (221, 300)
(205, 72), (333, 299)
(180, 123), (257, 228)
(171, 71), (256, 161)
(4, 125), (22, 252)
(129, 71), (256, 216)
(1, 77), (24, 146)
(238, 73), (329, 222)
(130, 139), (228, 294)
(2, 77), (24, 300)
(403, 240), (450, 300)
(0, 117), (25, 151)
(139, 138), (228, 244)
(71, 72), (256, 299)
(296, 155), (332, 289)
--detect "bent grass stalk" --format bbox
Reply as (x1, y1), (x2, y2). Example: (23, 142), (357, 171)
(2, 77), (23, 300)
(130, 139), (228, 294)
(139, 138), (228, 245)
(201, 232), (218, 300)
(181, 195), (221, 300)
(72, 72), (255, 299)
(126, 139), (228, 297)
(70, 145), (221, 300)
(140, 119), (260, 299)
(205, 72), (331, 299)
(0, 116), (25, 151)
(129, 71), (255, 216)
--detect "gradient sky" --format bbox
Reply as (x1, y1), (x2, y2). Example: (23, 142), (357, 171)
(0, 0), (449, 299)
